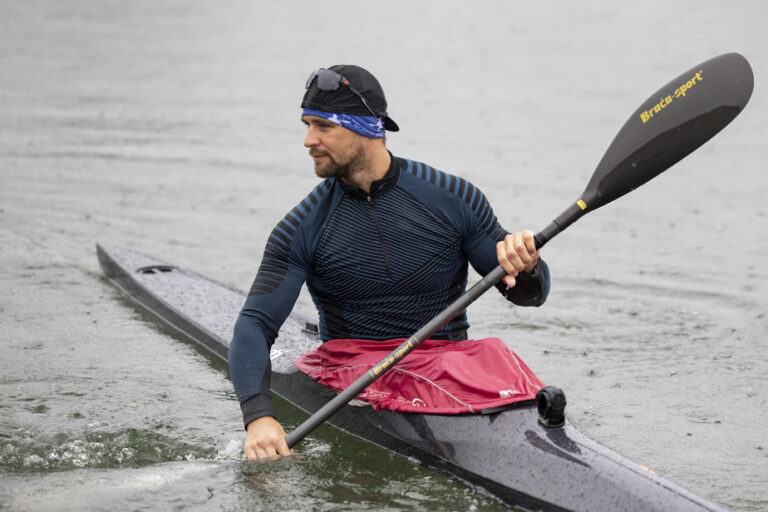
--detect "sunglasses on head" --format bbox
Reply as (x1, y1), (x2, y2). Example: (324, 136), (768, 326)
(305, 68), (380, 121)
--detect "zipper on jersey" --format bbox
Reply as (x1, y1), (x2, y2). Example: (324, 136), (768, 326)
(367, 195), (393, 279)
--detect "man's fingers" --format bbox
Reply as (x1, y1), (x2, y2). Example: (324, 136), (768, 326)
(497, 231), (541, 285)
(519, 230), (540, 273)
(496, 240), (517, 275)
(519, 230), (539, 267)
(246, 440), (279, 460)
(515, 231), (540, 263)
(522, 230), (538, 255)
(251, 442), (293, 460)
(498, 237), (524, 271)
(244, 416), (292, 461)
(245, 440), (268, 460)
(512, 233), (533, 266)
(497, 235), (526, 271)
(258, 435), (283, 457)
(275, 438), (293, 457)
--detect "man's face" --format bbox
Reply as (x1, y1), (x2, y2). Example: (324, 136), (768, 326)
(302, 115), (366, 180)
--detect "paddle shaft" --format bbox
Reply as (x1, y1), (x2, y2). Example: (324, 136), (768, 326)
(284, 267), (504, 447)
(287, 204), (577, 448)
(285, 235), (552, 448)
(284, 52), (753, 449)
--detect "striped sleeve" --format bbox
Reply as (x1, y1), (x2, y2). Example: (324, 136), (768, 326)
(229, 181), (330, 426)
(249, 182), (330, 296)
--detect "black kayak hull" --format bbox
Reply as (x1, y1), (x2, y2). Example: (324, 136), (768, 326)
(96, 243), (728, 512)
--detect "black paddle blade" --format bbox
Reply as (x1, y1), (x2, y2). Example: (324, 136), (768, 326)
(585, 52), (753, 209)
(535, 52), (754, 248)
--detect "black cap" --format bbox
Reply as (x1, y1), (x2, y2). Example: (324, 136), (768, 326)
(302, 65), (399, 132)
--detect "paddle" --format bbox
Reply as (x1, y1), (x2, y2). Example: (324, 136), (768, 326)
(285, 52), (754, 448)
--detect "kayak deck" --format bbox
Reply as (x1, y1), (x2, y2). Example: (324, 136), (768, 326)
(96, 243), (728, 512)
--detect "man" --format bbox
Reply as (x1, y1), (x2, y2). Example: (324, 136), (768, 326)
(229, 65), (550, 460)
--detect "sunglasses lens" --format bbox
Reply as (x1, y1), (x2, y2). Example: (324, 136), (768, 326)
(305, 71), (317, 89)
(316, 70), (341, 91)
(306, 69), (341, 91)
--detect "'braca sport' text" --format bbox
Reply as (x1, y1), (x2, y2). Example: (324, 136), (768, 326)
(640, 70), (703, 124)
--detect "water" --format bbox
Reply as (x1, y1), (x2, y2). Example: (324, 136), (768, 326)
(1, 1), (767, 510)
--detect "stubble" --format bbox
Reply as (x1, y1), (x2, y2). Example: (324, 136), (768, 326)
(313, 142), (368, 181)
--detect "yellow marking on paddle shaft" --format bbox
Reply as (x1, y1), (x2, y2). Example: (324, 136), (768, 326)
(369, 337), (419, 377)
(577, 199), (587, 210)
(640, 70), (704, 124)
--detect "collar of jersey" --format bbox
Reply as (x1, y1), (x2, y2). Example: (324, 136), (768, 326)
(337, 153), (400, 201)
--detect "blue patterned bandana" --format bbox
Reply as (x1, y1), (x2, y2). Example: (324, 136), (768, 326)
(302, 108), (386, 139)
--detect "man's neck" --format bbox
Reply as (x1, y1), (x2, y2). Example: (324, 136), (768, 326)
(341, 146), (391, 194)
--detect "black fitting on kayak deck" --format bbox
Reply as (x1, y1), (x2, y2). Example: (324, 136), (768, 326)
(136, 265), (176, 275)
(536, 386), (567, 428)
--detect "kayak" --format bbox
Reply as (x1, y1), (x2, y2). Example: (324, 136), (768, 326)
(96, 242), (728, 512)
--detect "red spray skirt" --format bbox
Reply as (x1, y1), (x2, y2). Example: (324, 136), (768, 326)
(294, 337), (544, 414)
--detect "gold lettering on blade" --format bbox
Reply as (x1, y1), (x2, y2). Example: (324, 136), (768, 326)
(640, 70), (703, 124)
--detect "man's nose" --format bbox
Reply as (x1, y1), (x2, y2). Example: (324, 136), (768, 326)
(304, 128), (319, 148)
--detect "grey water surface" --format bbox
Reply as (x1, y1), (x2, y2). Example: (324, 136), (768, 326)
(1, 1), (767, 511)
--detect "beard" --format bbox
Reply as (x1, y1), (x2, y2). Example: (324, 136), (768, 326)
(311, 143), (368, 180)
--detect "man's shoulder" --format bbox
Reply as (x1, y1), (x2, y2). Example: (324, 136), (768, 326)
(397, 157), (452, 188)
(279, 179), (337, 228)
(395, 157), (489, 212)
(394, 156), (505, 240)
(267, 179), (339, 252)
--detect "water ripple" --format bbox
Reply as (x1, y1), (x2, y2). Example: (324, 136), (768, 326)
(0, 428), (217, 473)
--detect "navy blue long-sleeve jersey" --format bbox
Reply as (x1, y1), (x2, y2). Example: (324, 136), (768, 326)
(229, 155), (550, 426)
